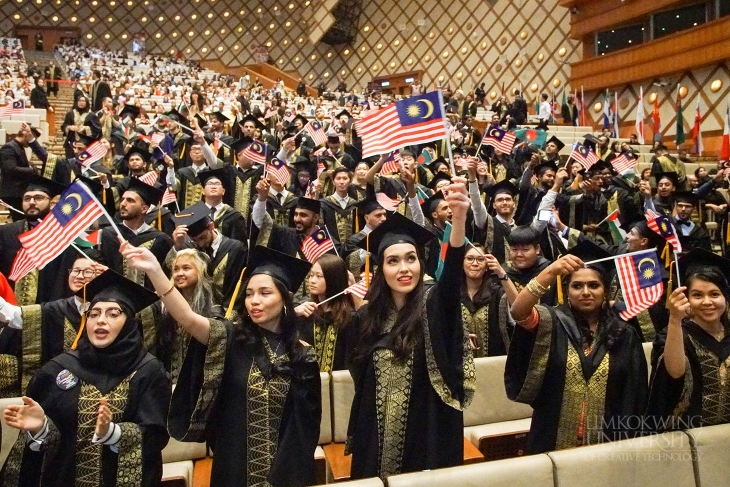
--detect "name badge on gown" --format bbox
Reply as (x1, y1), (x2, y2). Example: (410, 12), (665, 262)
(56, 369), (78, 390)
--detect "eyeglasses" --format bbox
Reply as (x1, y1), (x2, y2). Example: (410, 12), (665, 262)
(465, 256), (487, 264)
(87, 308), (125, 320)
(69, 268), (96, 278)
(22, 195), (49, 203)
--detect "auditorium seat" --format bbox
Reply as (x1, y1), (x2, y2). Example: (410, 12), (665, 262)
(642, 342), (653, 379)
(463, 356), (533, 460)
(547, 431), (696, 487)
(685, 423), (730, 487)
(323, 370), (355, 482)
(160, 437), (207, 486)
(316, 371), (332, 485)
(0, 397), (24, 469)
(314, 478), (384, 487)
(385, 453), (554, 487)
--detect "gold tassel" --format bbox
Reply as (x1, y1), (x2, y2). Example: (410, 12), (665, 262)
(726, 219), (730, 245)
(72, 283), (87, 350)
(102, 188), (106, 205)
(157, 207), (162, 231)
(354, 207), (359, 233)
(667, 261), (675, 296)
(365, 233), (370, 288)
(661, 244), (670, 268)
(225, 267), (247, 320)
(556, 254), (564, 305)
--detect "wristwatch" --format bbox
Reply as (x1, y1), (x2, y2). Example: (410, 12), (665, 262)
(499, 275), (509, 281)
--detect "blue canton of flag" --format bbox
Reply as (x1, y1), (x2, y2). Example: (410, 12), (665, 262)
(301, 228), (334, 263)
(394, 91), (443, 125)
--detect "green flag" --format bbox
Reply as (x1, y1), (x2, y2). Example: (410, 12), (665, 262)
(676, 96), (685, 145)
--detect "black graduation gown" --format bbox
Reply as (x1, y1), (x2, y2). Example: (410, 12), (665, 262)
(169, 131), (192, 169)
(207, 236), (247, 310)
(505, 258), (557, 306)
(1, 351), (170, 487)
(100, 224), (173, 289)
(168, 319), (321, 487)
(222, 164), (264, 220)
(515, 185), (548, 226)
(475, 214), (511, 265)
(0, 221), (75, 305)
(347, 244), (475, 479)
(505, 305), (648, 453)
(212, 204), (247, 243)
(647, 322), (730, 431)
(297, 312), (356, 372)
(675, 219), (713, 252)
(320, 196), (359, 253)
(144, 206), (176, 235)
(461, 286), (511, 357)
(266, 193), (298, 227)
(175, 167), (206, 209)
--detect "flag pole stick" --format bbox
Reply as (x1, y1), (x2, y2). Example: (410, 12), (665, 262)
(323, 225), (340, 258)
(77, 180), (124, 240)
(317, 287), (350, 306)
(673, 251), (681, 288)
(595, 209), (619, 227)
(582, 248), (656, 267)
(437, 90), (457, 176)
(70, 243), (93, 259)
(0, 200), (25, 215)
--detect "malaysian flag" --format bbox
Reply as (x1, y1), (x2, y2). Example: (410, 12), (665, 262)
(358, 91), (448, 158)
(571, 142), (600, 169)
(265, 157), (291, 186)
(645, 209), (682, 253)
(138, 171), (158, 186)
(305, 121), (328, 146)
(18, 181), (104, 269)
(8, 248), (35, 282)
(283, 110), (295, 123)
(0, 99), (25, 117)
(344, 279), (369, 299)
(242, 140), (267, 165)
(379, 151), (402, 175)
(375, 192), (402, 211)
(76, 141), (107, 168)
(615, 250), (664, 320)
(611, 153), (637, 176)
(483, 126), (517, 153)
(264, 108), (278, 119)
(161, 188), (177, 206)
(301, 229), (334, 263)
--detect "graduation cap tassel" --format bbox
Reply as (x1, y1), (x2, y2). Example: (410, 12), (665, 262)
(157, 207), (162, 231)
(666, 261), (675, 296)
(365, 233), (371, 288)
(661, 244), (670, 268)
(726, 219), (730, 245)
(72, 283), (87, 350)
(102, 188), (106, 205)
(354, 207), (359, 233)
(225, 267), (247, 320)
(556, 256), (564, 305)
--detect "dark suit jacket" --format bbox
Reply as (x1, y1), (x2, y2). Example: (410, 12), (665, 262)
(91, 80), (112, 111)
(0, 139), (35, 198)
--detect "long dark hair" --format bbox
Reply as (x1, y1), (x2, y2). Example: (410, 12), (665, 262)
(235, 275), (307, 365)
(353, 252), (425, 364)
(686, 267), (730, 329)
(310, 254), (354, 329)
(564, 265), (628, 351)
(462, 243), (499, 308)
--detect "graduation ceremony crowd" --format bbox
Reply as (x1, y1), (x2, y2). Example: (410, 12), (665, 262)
(0, 39), (729, 487)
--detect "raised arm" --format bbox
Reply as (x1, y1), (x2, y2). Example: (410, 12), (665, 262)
(364, 153), (388, 185)
(120, 240), (211, 344)
(662, 287), (689, 379)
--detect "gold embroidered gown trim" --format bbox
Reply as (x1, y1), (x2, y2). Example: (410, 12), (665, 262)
(122, 240), (154, 285)
(513, 305), (554, 403)
(20, 305), (42, 393)
(461, 303), (489, 358)
(313, 321), (338, 373)
(688, 335), (730, 426)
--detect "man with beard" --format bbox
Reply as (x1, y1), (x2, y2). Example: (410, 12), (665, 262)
(161, 109), (192, 168)
(168, 201), (247, 309)
(205, 111), (234, 161)
(0, 175), (76, 305)
(100, 179), (173, 289)
(515, 156), (556, 225)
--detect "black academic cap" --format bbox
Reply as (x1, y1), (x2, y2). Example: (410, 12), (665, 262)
(546, 135), (565, 151)
(75, 175), (103, 195)
(535, 160), (558, 175)
(335, 109), (351, 119)
(245, 245), (312, 293)
(118, 104), (140, 120)
(164, 109), (183, 123)
(629, 220), (665, 250)
(674, 191), (698, 204)
(656, 172), (679, 187)
(587, 160), (613, 176)
(355, 196), (384, 215)
(355, 212), (435, 263)
(210, 111), (230, 123)
(124, 145), (152, 163)
(126, 177), (164, 206)
(678, 248), (730, 282)
(427, 157), (449, 174)
(485, 179), (518, 197)
(566, 239), (614, 275)
(452, 147), (465, 156)
(74, 132), (96, 146)
(241, 113), (266, 131)
(294, 157), (317, 176)
(296, 197), (321, 214)
(25, 173), (65, 198)
(421, 190), (445, 216)
(427, 173), (452, 191)
(583, 134), (600, 150)
(230, 137), (252, 156)
(76, 269), (158, 314)
(198, 168), (227, 187)
(327, 134), (340, 144)
(194, 113), (208, 129)
(293, 114), (309, 127)
(172, 201), (212, 237)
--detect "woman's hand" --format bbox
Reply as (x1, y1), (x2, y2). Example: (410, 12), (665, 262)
(444, 177), (469, 221)
(484, 253), (506, 279)
(667, 286), (690, 324)
(294, 301), (317, 318)
(547, 254), (584, 278)
(120, 240), (163, 275)
(4, 396), (46, 435)
(95, 398), (111, 439)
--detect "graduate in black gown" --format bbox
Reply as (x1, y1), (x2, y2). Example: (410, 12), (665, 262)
(647, 250), (730, 430)
(505, 240), (648, 453)
(295, 254), (362, 372)
(1, 271), (170, 487)
(347, 180), (475, 480)
(121, 243), (321, 487)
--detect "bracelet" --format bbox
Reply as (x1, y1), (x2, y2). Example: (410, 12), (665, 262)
(526, 278), (550, 298)
(468, 179), (477, 184)
(157, 284), (175, 298)
(515, 308), (540, 331)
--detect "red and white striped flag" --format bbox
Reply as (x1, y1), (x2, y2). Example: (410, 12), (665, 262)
(8, 248), (35, 282)
(645, 209), (682, 253)
(301, 229), (334, 263)
(151, 132), (166, 145)
(483, 126), (517, 153)
(265, 157), (291, 186)
(615, 250), (664, 320)
(18, 181), (103, 269)
(305, 120), (328, 146)
(375, 192), (402, 212)
(138, 171), (158, 186)
(571, 142), (600, 170)
(379, 151), (402, 175)
(357, 91), (448, 158)
(0, 100), (25, 117)
(161, 188), (177, 206)
(344, 279), (369, 299)
(611, 153), (637, 176)
(242, 140), (267, 165)
(76, 141), (107, 169)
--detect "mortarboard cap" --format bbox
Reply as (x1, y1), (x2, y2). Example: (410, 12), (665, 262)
(75, 175), (104, 196)
(421, 190), (445, 216)
(293, 114), (309, 127)
(118, 105), (140, 120)
(197, 168), (227, 187)
(327, 134), (341, 144)
(210, 111), (230, 123)
(427, 157), (449, 174)
(427, 173), (452, 191)
(164, 109), (183, 123)
(355, 196), (384, 215)
(126, 177), (164, 206)
(583, 134), (600, 150)
(124, 145), (152, 163)
(546, 135), (565, 152)
(77, 269), (158, 314)
(230, 137), (253, 157)
(73, 132), (96, 146)
(674, 191), (698, 205)
(678, 248), (730, 283)
(535, 160), (559, 176)
(241, 113), (266, 132)
(25, 173), (65, 198)
(355, 212), (435, 263)
(194, 113), (208, 129)
(296, 197), (321, 214)
(245, 245), (312, 293)
(335, 109), (351, 119)
(485, 179), (518, 198)
(172, 201), (213, 237)
(566, 239), (614, 275)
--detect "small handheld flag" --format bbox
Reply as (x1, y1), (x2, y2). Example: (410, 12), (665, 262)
(483, 126), (517, 153)
(305, 121), (328, 146)
(76, 141), (107, 169)
(265, 157), (291, 186)
(379, 151), (402, 175)
(243, 140), (268, 165)
(571, 142), (600, 170)
(614, 250), (664, 320)
(301, 229), (335, 263)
